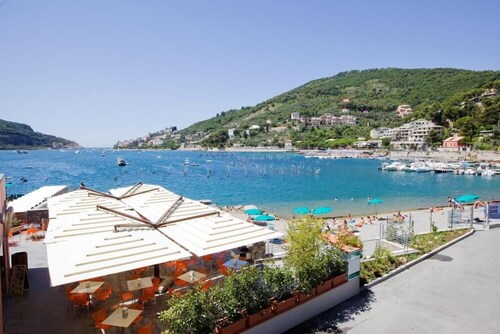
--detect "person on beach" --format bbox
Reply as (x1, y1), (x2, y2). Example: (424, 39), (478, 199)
(367, 216), (372, 224)
(448, 196), (452, 207)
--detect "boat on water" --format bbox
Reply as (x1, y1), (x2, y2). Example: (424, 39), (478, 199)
(380, 161), (406, 171)
(15, 150), (28, 154)
(117, 158), (127, 166)
(184, 158), (190, 166)
(432, 162), (450, 173)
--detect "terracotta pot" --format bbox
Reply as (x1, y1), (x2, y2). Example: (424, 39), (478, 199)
(247, 307), (274, 327)
(316, 279), (333, 295)
(333, 273), (347, 287)
(271, 297), (297, 314)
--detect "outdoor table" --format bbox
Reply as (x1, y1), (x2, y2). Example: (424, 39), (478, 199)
(177, 270), (206, 284)
(126, 277), (153, 291)
(102, 307), (142, 332)
(223, 259), (249, 270)
(71, 281), (104, 294)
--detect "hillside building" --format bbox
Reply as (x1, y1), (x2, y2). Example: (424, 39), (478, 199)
(396, 104), (413, 118)
(382, 119), (442, 150)
(442, 136), (464, 149)
(290, 112), (300, 120)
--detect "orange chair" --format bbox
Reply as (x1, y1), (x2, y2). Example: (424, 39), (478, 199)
(168, 287), (183, 298)
(201, 279), (212, 291)
(173, 270), (184, 278)
(92, 308), (112, 332)
(71, 293), (90, 316)
(119, 290), (135, 305)
(93, 284), (112, 310)
(202, 254), (214, 268)
(164, 261), (177, 271)
(197, 268), (207, 275)
(138, 318), (155, 334)
(140, 287), (156, 305)
(129, 303), (144, 326)
(151, 277), (160, 292)
(176, 261), (187, 272)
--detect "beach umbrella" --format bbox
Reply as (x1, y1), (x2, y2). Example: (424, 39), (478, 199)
(312, 207), (333, 215)
(245, 208), (263, 215)
(243, 205), (258, 210)
(293, 207), (311, 215)
(253, 214), (276, 222)
(368, 198), (384, 214)
(455, 194), (480, 203)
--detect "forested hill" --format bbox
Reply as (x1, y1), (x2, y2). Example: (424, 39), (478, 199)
(180, 68), (500, 135)
(0, 119), (80, 149)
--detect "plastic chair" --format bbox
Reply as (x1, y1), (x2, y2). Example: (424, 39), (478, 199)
(92, 308), (112, 332)
(201, 279), (212, 291)
(138, 318), (155, 334)
(173, 270), (184, 278)
(164, 261), (177, 271)
(139, 287), (156, 305)
(151, 277), (160, 292)
(201, 254), (214, 269)
(176, 261), (187, 272)
(93, 284), (112, 310)
(127, 273), (141, 280)
(129, 303), (144, 326)
(71, 293), (90, 316)
(119, 290), (135, 305)
(134, 267), (148, 275)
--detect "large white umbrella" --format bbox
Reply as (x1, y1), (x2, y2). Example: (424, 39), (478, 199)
(45, 183), (282, 286)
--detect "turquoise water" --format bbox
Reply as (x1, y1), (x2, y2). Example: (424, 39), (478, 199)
(1, 149), (498, 218)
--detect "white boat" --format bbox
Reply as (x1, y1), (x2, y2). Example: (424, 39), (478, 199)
(407, 161), (432, 173)
(117, 158), (127, 166)
(433, 162), (450, 173)
(481, 169), (497, 177)
(382, 161), (406, 171)
(183, 158), (190, 166)
(464, 168), (477, 175)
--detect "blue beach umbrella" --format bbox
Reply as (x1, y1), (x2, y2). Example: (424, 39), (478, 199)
(293, 207), (311, 215)
(312, 207), (333, 215)
(455, 194), (480, 203)
(368, 198), (384, 205)
(245, 208), (263, 215)
(254, 214), (276, 222)
(368, 198), (384, 214)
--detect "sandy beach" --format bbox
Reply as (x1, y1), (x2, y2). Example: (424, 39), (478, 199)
(222, 203), (498, 243)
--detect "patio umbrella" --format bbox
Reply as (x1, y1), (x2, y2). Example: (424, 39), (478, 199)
(455, 194), (480, 203)
(45, 183), (282, 286)
(245, 208), (263, 215)
(368, 198), (384, 214)
(253, 214), (276, 222)
(293, 207), (311, 215)
(312, 207), (333, 215)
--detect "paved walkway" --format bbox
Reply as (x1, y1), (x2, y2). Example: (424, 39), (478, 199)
(287, 228), (500, 334)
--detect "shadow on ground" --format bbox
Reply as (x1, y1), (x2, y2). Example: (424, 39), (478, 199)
(285, 289), (375, 334)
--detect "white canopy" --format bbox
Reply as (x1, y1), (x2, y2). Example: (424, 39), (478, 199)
(9, 185), (67, 212)
(45, 183), (282, 285)
(47, 230), (191, 286)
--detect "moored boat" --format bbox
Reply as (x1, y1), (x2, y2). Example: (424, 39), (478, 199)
(117, 158), (127, 166)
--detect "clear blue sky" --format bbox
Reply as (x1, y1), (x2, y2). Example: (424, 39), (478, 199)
(1, 0), (499, 147)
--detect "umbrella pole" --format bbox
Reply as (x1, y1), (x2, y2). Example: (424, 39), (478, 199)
(154, 264), (160, 279)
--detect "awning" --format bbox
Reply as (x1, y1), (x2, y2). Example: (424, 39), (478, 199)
(45, 183), (282, 285)
(9, 185), (67, 212)
(46, 230), (191, 286)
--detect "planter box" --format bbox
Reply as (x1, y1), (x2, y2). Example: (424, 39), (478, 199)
(248, 307), (274, 327)
(333, 273), (347, 287)
(214, 317), (247, 334)
(296, 292), (314, 304)
(316, 278), (333, 295)
(272, 297), (297, 314)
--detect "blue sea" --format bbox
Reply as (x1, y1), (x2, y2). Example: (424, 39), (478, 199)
(1, 149), (498, 218)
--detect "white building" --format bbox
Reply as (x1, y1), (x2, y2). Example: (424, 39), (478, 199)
(284, 139), (293, 151)
(396, 105), (413, 118)
(310, 117), (322, 126)
(228, 128), (236, 138)
(388, 119), (442, 149)
(291, 112), (300, 120)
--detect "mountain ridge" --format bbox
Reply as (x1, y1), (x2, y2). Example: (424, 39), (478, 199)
(0, 119), (80, 149)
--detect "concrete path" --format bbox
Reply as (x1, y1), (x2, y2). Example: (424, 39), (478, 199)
(287, 228), (500, 334)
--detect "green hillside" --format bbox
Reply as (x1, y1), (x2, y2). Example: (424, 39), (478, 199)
(0, 119), (80, 149)
(179, 68), (499, 149)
